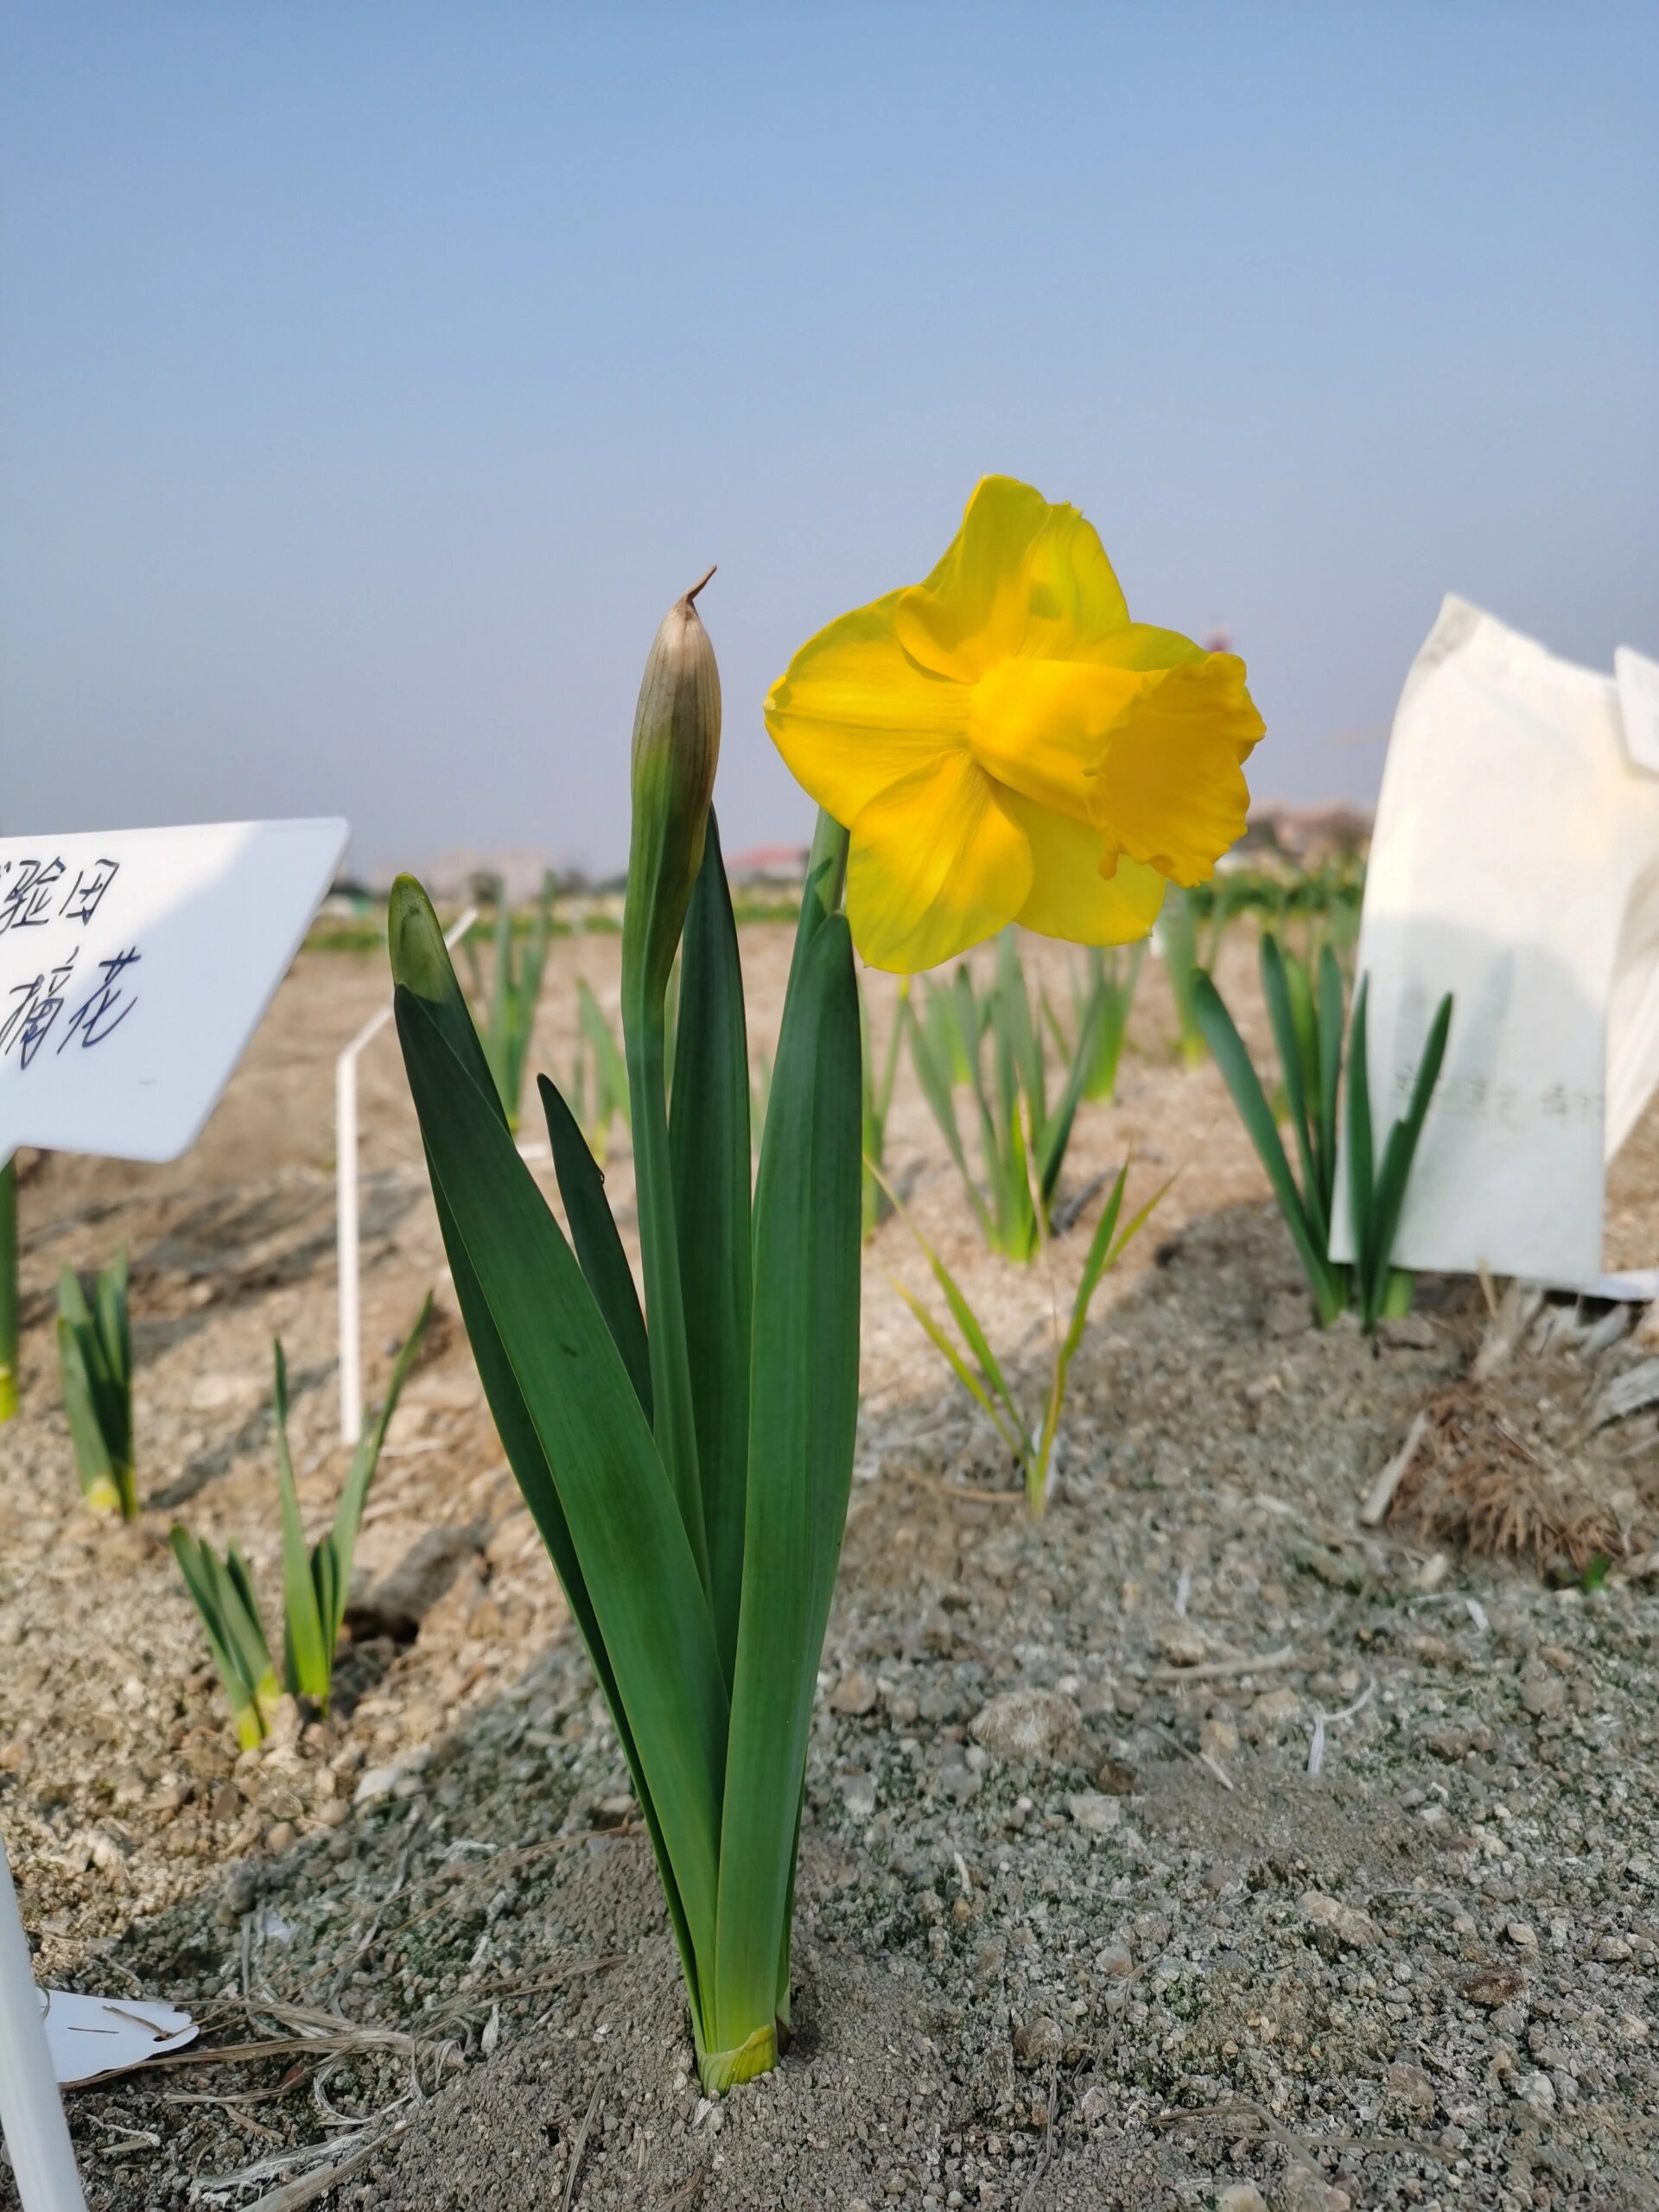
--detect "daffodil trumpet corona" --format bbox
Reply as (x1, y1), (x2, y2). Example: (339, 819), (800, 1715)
(766, 475), (1263, 973)
(391, 577), (861, 2096)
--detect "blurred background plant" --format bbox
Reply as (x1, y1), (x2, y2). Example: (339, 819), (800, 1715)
(906, 929), (1108, 1260)
(56, 1248), (134, 1518)
(859, 976), (905, 1239)
(882, 1159), (1164, 1514)
(1045, 944), (1143, 1105)
(464, 869), (557, 1132)
(1155, 887), (1216, 1068)
(1193, 935), (1452, 1328)
(570, 977), (632, 1163)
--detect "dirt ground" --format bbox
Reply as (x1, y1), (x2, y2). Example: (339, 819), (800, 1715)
(1, 924), (1656, 2212)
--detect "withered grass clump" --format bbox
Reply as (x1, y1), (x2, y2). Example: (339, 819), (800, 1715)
(1388, 1376), (1630, 1573)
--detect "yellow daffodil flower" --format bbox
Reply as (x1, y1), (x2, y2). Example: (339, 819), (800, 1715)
(765, 476), (1263, 972)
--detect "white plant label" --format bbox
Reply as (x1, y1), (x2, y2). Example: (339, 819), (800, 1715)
(40, 1991), (196, 2088)
(0, 818), (347, 1165)
(1332, 602), (1659, 1288)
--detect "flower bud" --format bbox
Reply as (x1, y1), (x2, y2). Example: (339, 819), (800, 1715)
(622, 569), (721, 1016)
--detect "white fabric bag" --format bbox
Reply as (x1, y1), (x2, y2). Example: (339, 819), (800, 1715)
(1331, 596), (1659, 1290)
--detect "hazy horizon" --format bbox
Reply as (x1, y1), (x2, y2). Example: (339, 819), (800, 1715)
(3, 5), (1655, 882)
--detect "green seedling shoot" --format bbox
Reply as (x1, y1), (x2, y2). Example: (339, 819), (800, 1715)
(57, 1248), (134, 1517)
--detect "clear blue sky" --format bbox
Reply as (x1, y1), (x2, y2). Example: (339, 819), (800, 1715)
(3, 4), (1655, 880)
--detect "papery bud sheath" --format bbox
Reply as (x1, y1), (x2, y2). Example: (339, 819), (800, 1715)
(623, 571), (721, 1018)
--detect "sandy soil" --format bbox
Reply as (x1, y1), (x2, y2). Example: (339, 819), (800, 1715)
(1, 925), (1656, 2211)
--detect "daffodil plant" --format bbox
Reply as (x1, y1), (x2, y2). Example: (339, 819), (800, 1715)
(388, 480), (1255, 2094)
(1192, 935), (1452, 1328)
(391, 581), (861, 2095)
(57, 1249), (135, 1518)
(170, 1295), (430, 1745)
(883, 1159), (1164, 1514)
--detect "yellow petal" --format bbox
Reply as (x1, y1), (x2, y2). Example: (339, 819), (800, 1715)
(1081, 620), (1206, 672)
(764, 590), (969, 830)
(1003, 796), (1166, 944)
(846, 753), (1032, 972)
(893, 476), (1130, 682)
(1095, 652), (1264, 886)
(967, 657), (1145, 823)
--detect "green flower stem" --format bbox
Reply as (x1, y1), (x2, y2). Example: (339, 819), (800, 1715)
(624, 995), (710, 1592)
(793, 811), (849, 970)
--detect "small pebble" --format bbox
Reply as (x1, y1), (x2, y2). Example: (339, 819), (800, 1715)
(830, 1668), (879, 1717)
(968, 1689), (1081, 1764)
(1066, 1790), (1121, 1835)
(1217, 2187), (1268, 2212)
(1012, 2013), (1062, 2064)
(1300, 1891), (1377, 1948)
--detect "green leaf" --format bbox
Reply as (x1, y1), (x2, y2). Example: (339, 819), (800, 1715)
(967, 1020), (1018, 1253)
(876, 1167), (1031, 1456)
(1060, 1164), (1130, 1365)
(1160, 887), (1205, 1065)
(57, 1306), (118, 1510)
(712, 912), (861, 2069)
(395, 983), (728, 2018)
(540, 1077), (653, 1421)
(1344, 976), (1377, 1283)
(95, 1246), (130, 1395)
(1315, 945), (1344, 1205)
(430, 1174), (701, 2007)
(223, 1541), (273, 1686)
(791, 810), (850, 978)
(271, 1341), (330, 1702)
(1360, 991), (1452, 1324)
(1260, 937), (1325, 1246)
(671, 814), (753, 1687)
(1035, 980), (1102, 1211)
(888, 1276), (1010, 1435)
(486, 891), (516, 1122)
(995, 930), (1045, 1135)
(169, 1530), (274, 1748)
(390, 877), (511, 1126)
(625, 987), (709, 1586)
(1192, 971), (1345, 1325)
(325, 1293), (434, 1649)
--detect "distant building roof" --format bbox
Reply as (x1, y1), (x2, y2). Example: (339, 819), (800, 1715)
(1240, 801), (1373, 861)
(725, 843), (810, 881)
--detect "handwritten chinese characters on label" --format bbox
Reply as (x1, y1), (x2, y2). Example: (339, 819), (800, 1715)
(0, 820), (346, 1166)
(0, 858), (137, 1068)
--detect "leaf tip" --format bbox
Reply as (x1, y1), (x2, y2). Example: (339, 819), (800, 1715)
(389, 875), (451, 1001)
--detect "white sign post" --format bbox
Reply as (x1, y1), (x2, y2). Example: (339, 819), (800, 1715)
(1332, 601), (1659, 1293)
(0, 816), (346, 2212)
